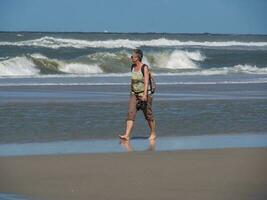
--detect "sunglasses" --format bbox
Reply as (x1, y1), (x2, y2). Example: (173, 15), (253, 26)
(131, 55), (138, 59)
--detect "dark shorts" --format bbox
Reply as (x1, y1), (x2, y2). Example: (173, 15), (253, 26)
(126, 94), (154, 121)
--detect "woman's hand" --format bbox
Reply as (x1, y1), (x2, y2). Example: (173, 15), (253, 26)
(141, 94), (147, 102)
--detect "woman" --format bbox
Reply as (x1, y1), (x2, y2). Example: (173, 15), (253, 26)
(119, 49), (156, 140)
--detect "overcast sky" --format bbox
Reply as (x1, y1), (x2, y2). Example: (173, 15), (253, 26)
(0, 0), (266, 34)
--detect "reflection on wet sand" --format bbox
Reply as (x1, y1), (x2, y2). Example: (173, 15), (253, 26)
(119, 138), (156, 152)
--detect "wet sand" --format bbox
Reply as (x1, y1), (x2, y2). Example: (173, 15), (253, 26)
(1, 147), (267, 200)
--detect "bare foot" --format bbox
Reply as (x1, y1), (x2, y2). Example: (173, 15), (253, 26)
(119, 134), (130, 141)
(148, 134), (156, 140)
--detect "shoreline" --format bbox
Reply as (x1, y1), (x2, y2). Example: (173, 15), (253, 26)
(0, 133), (267, 157)
(1, 147), (267, 200)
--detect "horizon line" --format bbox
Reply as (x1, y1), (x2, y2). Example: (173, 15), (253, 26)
(0, 30), (266, 36)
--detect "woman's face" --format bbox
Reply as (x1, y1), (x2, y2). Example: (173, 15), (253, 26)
(130, 53), (139, 63)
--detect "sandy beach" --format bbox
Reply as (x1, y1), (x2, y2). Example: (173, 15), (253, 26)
(1, 147), (267, 200)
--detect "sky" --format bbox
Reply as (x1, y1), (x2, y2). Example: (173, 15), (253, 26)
(0, 0), (267, 34)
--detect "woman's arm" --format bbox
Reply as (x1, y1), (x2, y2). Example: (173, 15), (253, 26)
(142, 65), (149, 101)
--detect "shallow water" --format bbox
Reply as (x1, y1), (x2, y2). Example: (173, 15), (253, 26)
(0, 133), (266, 157)
(0, 193), (32, 200)
(0, 82), (267, 143)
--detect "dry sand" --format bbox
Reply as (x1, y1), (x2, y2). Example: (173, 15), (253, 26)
(1, 148), (267, 200)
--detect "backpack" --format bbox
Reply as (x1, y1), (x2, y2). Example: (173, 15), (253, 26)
(131, 64), (156, 94)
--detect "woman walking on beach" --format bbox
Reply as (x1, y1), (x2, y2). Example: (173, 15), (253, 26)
(119, 49), (156, 141)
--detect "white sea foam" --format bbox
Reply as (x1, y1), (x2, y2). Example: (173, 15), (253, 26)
(0, 56), (9, 60)
(192, 64), (267, 75)
(152, 64), (267, 75)
(30, 53), (48, 59)
(1, 36), (267, 49)
(0, 79), (266, 87)
(87, 52), (118, 59)
(152, 50), (205, 69)
(59, 63), (103, 74)
(224, 64), (267, 74)
(0, 56), (40, 76)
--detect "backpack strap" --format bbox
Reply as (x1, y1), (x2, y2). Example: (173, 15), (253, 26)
(131, 64), (135, 72)
(141, 64), (148, 76)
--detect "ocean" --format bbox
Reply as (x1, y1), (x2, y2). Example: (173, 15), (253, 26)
(0, 32), (267, 146)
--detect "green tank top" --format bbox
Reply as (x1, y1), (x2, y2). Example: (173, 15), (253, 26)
(131, 70), (144, 96)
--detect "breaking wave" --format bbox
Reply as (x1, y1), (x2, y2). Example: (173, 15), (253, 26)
(0, 54), (103, 76)
(0, 56), (40, 76)
(59, 63), (103, 74)
(0, 51), (267, 77)
(1, 36), (267, 49)
(149, 50), (205, 69)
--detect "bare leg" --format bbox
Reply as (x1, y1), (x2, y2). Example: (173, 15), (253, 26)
(147, 119), (156, 140)
(119, 120), (134, 140)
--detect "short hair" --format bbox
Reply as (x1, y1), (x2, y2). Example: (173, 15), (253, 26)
(133, 49), (143, 61)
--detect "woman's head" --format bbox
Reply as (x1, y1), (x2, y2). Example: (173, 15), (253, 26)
(131, 49), (143, 62)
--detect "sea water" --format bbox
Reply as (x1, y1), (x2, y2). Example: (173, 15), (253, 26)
(0, 32), (267, 152)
